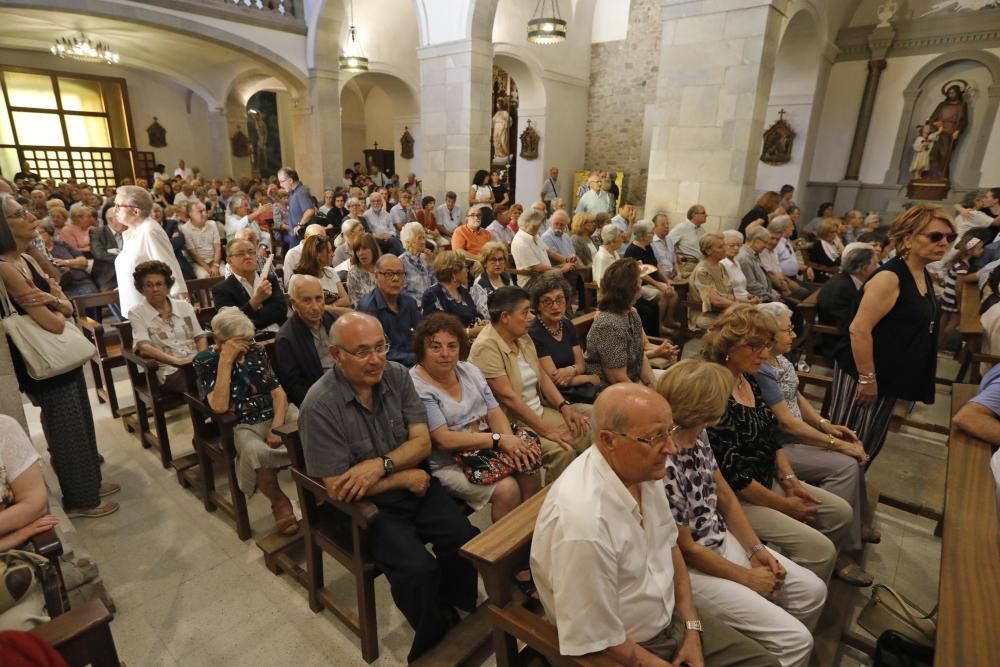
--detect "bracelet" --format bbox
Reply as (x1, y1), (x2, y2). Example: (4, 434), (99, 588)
(779, 473), (797, 483)
(826, 435), (836, 450)
(746, 543), (767, 560)
(857, 372), (876, 385)
(818, 418), (830, 428)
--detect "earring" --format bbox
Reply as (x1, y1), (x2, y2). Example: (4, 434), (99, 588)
(725, 354), (730, 363)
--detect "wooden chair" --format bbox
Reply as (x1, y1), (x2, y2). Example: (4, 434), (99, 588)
(31, 598), (122, 667)
(182, 391), (251, 540)
(185, 276), (224, 310)
(113, 321), (199, 483)
(73, 291), (131, 422)
(29, 527), (69, 616)
(275, 423), (383, 662)
(460, 487), (616, 667)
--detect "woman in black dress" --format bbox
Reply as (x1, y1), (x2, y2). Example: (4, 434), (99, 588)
(830, 204), (955, 464)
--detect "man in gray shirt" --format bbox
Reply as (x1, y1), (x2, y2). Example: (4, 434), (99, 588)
(298, 312), (478, 662)
(666, 204), (708, 260)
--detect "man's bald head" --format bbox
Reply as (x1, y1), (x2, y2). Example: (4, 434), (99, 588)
(595, 384), (665, 434)
(288, 273), (323, 301)
(329, 311), (383, 349)
(304, 223), (325, 238)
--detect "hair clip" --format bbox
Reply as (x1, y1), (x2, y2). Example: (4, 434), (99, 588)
(967, 237), (982, 250)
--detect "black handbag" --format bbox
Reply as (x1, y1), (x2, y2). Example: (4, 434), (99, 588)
(559, 383), (598, 405)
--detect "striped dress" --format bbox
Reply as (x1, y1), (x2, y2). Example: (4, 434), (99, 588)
(940, 259), (969, 313)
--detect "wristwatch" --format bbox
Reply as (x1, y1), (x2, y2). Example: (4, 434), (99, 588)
(381, 455), (395, 476)
(491, 432), (501, 449)
(557, 400), (571, 411)
(685, 620), (703, 633)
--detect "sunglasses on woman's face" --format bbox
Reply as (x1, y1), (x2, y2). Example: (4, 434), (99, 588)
(920, 231), (957, 244)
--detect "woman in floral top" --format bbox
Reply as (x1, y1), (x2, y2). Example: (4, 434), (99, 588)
(194, 307), (297, 535)
(658, 360), (825, 667)
(399, 221), (436, 303)
(701, 305), (852, 584)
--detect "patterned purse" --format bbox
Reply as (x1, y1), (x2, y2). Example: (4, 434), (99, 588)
(454, 424), (543, 485)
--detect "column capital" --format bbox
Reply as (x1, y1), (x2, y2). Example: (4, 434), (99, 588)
(867, 24), (895, 60)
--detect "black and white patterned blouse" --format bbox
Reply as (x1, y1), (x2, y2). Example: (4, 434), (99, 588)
(664, 431), (727, 550)
(706, 375), (781, 491)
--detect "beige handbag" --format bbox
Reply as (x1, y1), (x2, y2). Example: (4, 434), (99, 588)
(0, 550), (54, 630)
(857, 583), (937, 647)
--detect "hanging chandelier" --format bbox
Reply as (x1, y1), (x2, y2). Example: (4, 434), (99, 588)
(528, 0), (567, 45)
(339, 0), (368, 72)
(50, 33), (120, 64)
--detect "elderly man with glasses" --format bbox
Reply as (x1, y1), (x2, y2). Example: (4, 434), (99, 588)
(299, 311), (479, 663)
(359, 255), (422, 367)
(212, 238), (287, 333)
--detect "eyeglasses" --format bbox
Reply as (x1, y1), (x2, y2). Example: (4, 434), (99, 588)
(609, 424), (681, 448)
(486, 256), (506, 263)
(229, 249), (256, 258)
(338, 342), (390, 361)
(376, 271), (406, 280)
(5, 206), (27, 219)
(919, 231), (957, 244)
(539, 295), (566, 307)
(743, 338), (775, 353)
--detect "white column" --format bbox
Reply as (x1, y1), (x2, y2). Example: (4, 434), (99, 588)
(206, 109), (234, 179)
(417, 38), (494, 201)
(291, 68), (343, 190)
(645, 0), (788, 230)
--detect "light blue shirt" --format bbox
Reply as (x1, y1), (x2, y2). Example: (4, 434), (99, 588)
(541, 229), (575, 259)
(576, 189), (612, 215)
(651, 234), (676, 278)
(363, 207), (395, 237)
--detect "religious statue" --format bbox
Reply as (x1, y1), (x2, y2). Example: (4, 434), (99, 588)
(231, 125), (250, 158)
(909, 121), (942, 180)
(248, 109), (269, 177)
(400, 126), (414, 160)
(491, 98), (512, 162)
(146, 117), (167, 148)
(519, 120), (539, 160)
(925, 80), (969, 181)
(760, 109), (796, 165)
(877, 0), (899, 27)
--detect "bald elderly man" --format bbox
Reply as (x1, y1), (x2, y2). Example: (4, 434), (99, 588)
(531, 384), (778, 667)
(299, 312), (478, 663)
(275, 275), (338, 406)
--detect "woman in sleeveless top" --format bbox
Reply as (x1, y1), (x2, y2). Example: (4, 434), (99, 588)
(468, 170), (495, 228)
(830, 205), (956, 464)
(0, 196), (118, 518)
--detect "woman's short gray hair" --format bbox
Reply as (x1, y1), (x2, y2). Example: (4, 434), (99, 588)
(767, 215), (791, 233)
(228, 193), (249, 215)
(211, 306), (255, 342)
(520, 209), (545, 233)
(748, 227), (771, 243)
(756, 301), (792, 326)
(400, 221), (425, 245)
(37, 219), (56, 235)
(632, 220), (654, 241)
(722, 229), (743, 243)
(601, 224), (621, 244)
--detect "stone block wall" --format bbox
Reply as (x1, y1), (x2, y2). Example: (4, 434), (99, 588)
(584, 0), (662, 208)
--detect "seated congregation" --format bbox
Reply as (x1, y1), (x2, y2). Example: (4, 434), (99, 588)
(0, 166), (981, 666)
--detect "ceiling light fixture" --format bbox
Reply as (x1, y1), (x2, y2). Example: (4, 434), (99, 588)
(528, 0), (567, 45)
(50, 33), (120, 65)
(339, 0), (369, 73)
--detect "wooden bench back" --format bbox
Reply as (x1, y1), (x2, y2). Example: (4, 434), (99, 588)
(572, 311), (597, 350)
(186, 276), (225, 310)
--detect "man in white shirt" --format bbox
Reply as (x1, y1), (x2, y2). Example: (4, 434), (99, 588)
(511, 209), (573, 287)
(575, 173), (612, 215)
(282, 223), (328, 287)
(363, 192), (404, 255)
(531, 384), (777, 666)
(435, 191), (464, 239)
(540, 166), (560, 215)
(113, 185), (188, 314)
(650, 213), (677, 280)
(181, 201), (221, 279)
(173, 159), (194, 181)
(667, 204), (708, 259)
(173, 182), (199, 208)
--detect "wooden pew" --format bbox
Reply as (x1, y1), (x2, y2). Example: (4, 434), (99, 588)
(31, 598), (122, 667)
(73, 291), (133, 423)
(935, 384), (1000, 666)
(954, 281), (984, 383)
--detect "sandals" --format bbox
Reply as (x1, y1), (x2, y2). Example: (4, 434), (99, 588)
(99, 483), (121, 498)
(66, 501), (120, 519)
(835, 563), (874, 587)
(272, 504), (299, 536)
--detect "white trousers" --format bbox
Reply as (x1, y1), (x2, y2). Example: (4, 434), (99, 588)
(688, 533), (827, 667)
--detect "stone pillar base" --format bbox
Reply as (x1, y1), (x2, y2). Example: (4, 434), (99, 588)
(833, 180), (862, 213)
(906, 178), (949, 201)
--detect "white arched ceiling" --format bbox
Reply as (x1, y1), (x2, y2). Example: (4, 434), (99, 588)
(340, 72), (419, 118)
(491, 0), (595, 80)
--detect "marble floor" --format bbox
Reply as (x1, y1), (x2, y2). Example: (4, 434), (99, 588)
(18, 353), (954, 666)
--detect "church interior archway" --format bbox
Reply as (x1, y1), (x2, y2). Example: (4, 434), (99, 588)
(340, 73), (420, 182)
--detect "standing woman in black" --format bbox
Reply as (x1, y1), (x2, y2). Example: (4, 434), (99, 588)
(829, 205), (955, 464)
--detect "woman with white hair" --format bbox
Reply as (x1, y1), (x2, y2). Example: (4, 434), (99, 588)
(511, 209), (568, 288)
(721, 230), (757, 304)
(755, 301), (875, 587)
(624, 219), (675, 322)
(769, 215), (803, 279)
(193, 307), (298, 535)
(399, 220), (436, 302)
(591, 223), (623, 297)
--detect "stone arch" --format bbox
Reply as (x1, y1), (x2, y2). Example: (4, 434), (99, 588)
(340, 71), (421, 177)
(0, 0), (307, 98)
(493, 49), (549, 205)
(469, 0), (500, 43)
(884, 50), (1000, 187)
(755, 6), (824, 196)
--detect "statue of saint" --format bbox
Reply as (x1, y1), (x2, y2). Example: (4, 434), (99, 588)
(146, 117), (167, 148)
(925, 82), (969, 181)
(400, 126), (414, 160)
(491, 98), (511, 161)
(519, 120), (539, 160)
(231, 126), (250, 158)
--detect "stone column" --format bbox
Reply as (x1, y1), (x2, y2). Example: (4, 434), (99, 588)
(644, 0), (788, 231)
(417, 38), (493, 202)
(206, 108), (234, 180)
(291, 68), (343, 190)
(836, 24), (894, 212)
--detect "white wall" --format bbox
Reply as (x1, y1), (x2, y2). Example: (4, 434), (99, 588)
(591, 0), (631, 43)
(809, 59), (867, 182)
(341, 87), (366, 172)
(540, 77), (588, 207)
(0, 48), (213, 174)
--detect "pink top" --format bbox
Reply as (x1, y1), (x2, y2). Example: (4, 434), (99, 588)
(59, 223), (91, 251)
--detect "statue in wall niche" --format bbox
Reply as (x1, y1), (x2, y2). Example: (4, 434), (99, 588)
(760, 109), (795, 165)
(909, 121), (942, 180)
(400, 126), (414, 160)
(231, 125), (250, 158)
(519, 120), (539, 160)
(925, 81), (969, 181)
(146, 117), (167, 148)
(492, 97), (512, 162)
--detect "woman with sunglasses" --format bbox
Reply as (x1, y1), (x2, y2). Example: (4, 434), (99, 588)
(657, 360), (826, 667)
(830, 205), (955, 465)
(702, 305), (852, 582)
